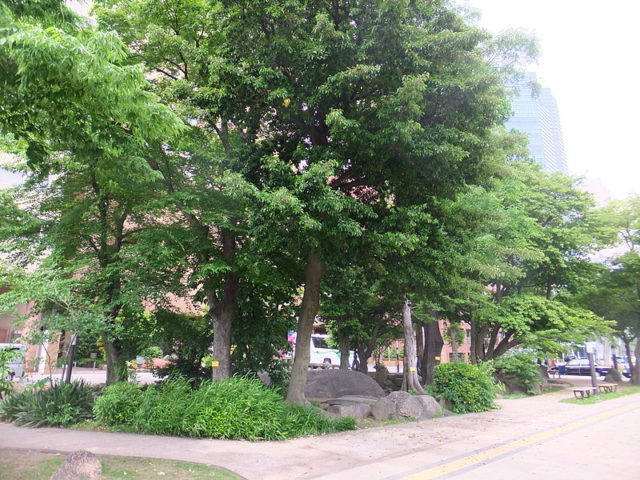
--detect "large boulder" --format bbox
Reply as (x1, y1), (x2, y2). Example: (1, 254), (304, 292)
(325, 395), (379, 419)
(371, 391), (442, 421)
(305, 369), (385, 402)
(50, 450), (101, 480)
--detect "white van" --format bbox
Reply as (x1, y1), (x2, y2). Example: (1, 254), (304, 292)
(310, 334), (342, 365)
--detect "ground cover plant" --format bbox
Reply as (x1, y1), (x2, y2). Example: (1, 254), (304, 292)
(0, 449), (242, 480)
(98, 377), (355, 440)
(431, 363), (498, 414)
(0, 380), (95, 427)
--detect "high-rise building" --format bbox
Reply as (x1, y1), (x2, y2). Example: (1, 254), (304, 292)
(506, 73), (569, 174)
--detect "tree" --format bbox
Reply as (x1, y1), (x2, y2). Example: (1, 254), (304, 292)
(582, 196), (640, 385)
(0, 0), (184, 383)
(432, 162), (612, 362)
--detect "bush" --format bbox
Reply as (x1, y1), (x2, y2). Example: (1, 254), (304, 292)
(431, 363), (497, 414)
(128, 376), (355, 440)
(94, 382), (144, 427)
(140, 346), (163, 360)
(0, 347), (23, 398)
(493, 353), (541, 395)
(0, 380), (95, 427)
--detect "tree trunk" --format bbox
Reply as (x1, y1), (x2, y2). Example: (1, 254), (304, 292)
(623, 338), (633, 378)
(337, 330), (350, 370)
(469, 321), (478, 364)
(286, 248), (324, 405)
(209, 230), (240, 381)
(587, 351), (598, 388)
(354, 344), (369, 373)
(420, 319), (444, 386)
(209, 288), (237, 381)
(449, 324), (460, 362)
(401, 297), (425, 394)
(416, 325), (425, 376)
(103, 333), (126, 385)
(633, 333), (640, 386)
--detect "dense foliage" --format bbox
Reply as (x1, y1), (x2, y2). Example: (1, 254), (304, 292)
(0, 347), (22, 398)
(431, 363), (497, 414)
(104, 377), (356, 440)
(0, 0), (616, 407)
(94, 382), (144, 427)
(0, 381), (95, 427)
(492, 353), (541, 395)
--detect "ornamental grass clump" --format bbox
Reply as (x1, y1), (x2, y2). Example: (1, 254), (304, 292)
(122, 376), (355, 440)
(94, 381), (144, 427)
(0, 380), (95, 427)
(431, 362), (498, 414)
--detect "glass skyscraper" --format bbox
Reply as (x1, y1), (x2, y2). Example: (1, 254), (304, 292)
(506, 73), (569, 174)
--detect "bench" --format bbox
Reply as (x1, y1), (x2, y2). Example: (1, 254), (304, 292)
(598, 383), (618, 393)
(573, 386), (598, 399)
(548, 368), (560, 379)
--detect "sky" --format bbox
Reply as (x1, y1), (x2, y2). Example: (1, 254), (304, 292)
(464, 0), (640, 200)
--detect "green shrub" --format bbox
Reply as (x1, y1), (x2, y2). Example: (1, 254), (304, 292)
(0, 380), (95, 427)
(130, 376), (355, 440)
(0, 347), (22, 398)
(493, 353), (541, 395)
(431, 362), (497, 414)
(94, 382), (144, 427)
(140, 346), (163, 360)
(132, 378), (193, 436)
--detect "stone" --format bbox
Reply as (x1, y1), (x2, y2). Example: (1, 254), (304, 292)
(605, 369), (622, 383)
(324, 395), (380, 418)
(325, 395), (379, 406)
(371, 391), (443, 421)
(257, 371), (272, 386)
(305, 369), (385, 402)
(327, 402), (371, 419)
(50, 450), (101, 480)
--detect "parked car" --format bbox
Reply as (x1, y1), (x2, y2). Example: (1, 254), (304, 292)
(562, 358), (610, 376)
(622, 366), (631, 379)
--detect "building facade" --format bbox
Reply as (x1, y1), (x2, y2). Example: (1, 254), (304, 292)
(506, 72), (569, 174)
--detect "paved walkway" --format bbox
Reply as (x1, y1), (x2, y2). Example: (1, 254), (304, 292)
(0, 378), (637, 480)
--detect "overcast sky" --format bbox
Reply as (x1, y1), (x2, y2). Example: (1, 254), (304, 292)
(465, 0), (640, 200)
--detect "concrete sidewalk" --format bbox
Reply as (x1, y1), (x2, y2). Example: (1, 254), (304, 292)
(0, 379), (637, 480)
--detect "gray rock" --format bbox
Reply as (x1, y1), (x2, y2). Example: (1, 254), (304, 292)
(257, 371), (271, 386)
(324, 395), (380, 418)
(605, 369), (622, 383)
(327, 402), (372, 419)
(305, 369), (385, 402)
(325, 395), (380, 406)
(50, 450), (101, 480)
(372, 391), (442, 421)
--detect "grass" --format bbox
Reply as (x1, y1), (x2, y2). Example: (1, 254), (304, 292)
(560, 385), (640, 405)
(501, 386), (564, 400)
(0, 450), (242, 480)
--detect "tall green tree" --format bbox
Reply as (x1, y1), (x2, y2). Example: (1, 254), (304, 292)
(0, 0), (184, 383)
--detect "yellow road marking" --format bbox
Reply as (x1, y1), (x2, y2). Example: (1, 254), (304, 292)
(400, 402), (640, 480)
